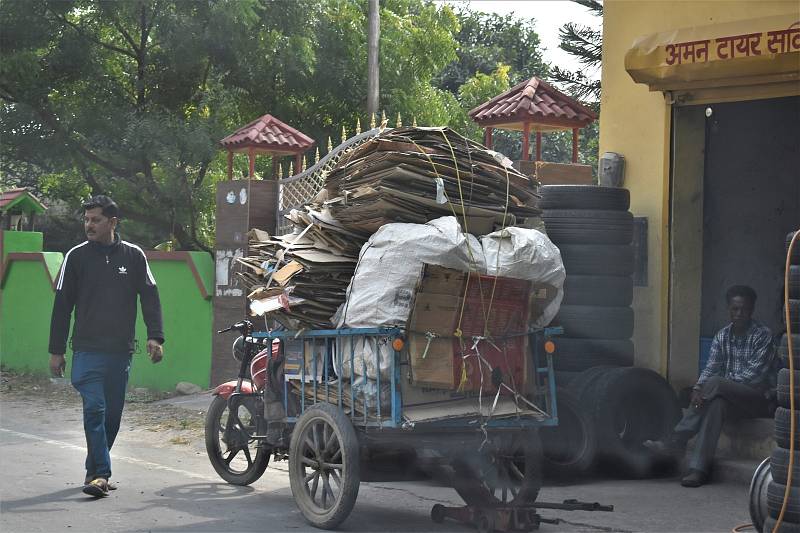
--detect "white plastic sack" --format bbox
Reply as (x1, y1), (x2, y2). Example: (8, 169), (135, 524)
(337, 216), (486, 329)
(334, 335), (394, 380)
(481, 227), (566, 328)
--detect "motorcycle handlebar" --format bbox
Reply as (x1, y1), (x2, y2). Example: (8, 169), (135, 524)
(217, 320), (254, 335)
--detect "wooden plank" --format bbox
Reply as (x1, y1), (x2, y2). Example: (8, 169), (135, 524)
(535, 161), (594, 185)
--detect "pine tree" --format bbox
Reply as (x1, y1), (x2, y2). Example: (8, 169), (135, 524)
(550, 0), (603, 103)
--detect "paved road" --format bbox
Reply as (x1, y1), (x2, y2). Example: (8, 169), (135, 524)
(0, 395), (754, 533)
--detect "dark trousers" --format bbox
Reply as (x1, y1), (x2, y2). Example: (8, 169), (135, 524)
(673, 376), (770, 473)
(70, 351), (132, 480)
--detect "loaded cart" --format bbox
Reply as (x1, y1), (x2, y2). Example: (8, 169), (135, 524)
(205, 265), (612, 531)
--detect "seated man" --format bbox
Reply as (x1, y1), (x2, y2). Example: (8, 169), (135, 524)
(645, 285), (775, 487)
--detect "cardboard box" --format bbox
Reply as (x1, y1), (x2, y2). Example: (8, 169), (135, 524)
(418, 265), (467, 295)
(408, 292), (461, 389)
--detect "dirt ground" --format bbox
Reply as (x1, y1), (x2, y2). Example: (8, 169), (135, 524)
(0, 369), (206, 451)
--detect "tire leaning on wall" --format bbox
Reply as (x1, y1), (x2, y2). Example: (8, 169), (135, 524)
(541, 389), (598, 477)
(580, 367), (681, 478)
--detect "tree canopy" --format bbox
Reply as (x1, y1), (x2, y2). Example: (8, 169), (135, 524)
(1, 0), (600, 252)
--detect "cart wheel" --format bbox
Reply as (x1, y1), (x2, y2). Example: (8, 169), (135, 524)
(431, 504), (446, 524)
(205, 395), (270, 485)
(289, 403), (360, 529)
(453, 430), (542, 506)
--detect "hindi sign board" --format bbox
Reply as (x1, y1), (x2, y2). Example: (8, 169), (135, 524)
(625, 15), (800, 91)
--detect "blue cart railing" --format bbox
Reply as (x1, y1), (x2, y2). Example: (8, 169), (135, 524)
(249, 326), (561, 430)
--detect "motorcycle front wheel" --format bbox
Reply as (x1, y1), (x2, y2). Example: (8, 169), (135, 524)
(205, 394), (270, 485)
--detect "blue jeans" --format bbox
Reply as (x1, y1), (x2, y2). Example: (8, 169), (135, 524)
(70, 351), (132, 480)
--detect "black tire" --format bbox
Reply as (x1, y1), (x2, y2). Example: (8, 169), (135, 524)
(771, 447), (800, 486)
(750, 457), (772, 533)
(539, 185), (630, 211)
(767, 481), (800, 521)
(431, 504), (446, 524)
(542, 210), (633, 245)
(565, 366), (617, 405)
(554, 371), (581, 387)
(583, 367), (681, 478)
(789, 266), (799, 299)
(205, 395), (270, 485)
(541, 390), (598, 477)
(779, 334), (800, 365)
(552, 338), (634, 372)
(289, 403), (360, 530)
(562, 275), (633, 307)
(777, 369), (800, 408)
(453, 430), (542, 506)
(556, 305), (634, 340)
(784, 300), (800, 330)
(775, 407), (800, 449)
(557, 244), (635, 276)
(787, 231), (800, 265)
(763, 516), (800, 533)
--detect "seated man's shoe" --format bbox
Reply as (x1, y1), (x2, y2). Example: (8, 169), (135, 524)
(82, 478), (110, 497)
(680, 469), (708, 487)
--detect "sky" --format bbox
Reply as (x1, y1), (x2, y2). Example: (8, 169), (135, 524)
(435, 0), (603, 80)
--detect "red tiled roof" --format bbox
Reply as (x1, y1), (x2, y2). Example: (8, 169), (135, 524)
(0, 187), (47, 213)
(469, 77), (597, 132)
(220, 114), (315, 155)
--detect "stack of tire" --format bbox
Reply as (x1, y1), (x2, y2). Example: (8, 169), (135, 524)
(538, 185), (679, 479)
(763, 230), (800, 533)
(539, 185), (635, 372)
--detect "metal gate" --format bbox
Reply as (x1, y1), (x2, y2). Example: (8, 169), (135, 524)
(276, 128), (384, 234)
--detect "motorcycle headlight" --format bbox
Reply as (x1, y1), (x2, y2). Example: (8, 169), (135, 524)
(232, 336), (246, 361)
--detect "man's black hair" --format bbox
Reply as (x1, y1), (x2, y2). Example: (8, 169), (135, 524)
(726, 285), (757, 308)
(82, 195), (119, 219)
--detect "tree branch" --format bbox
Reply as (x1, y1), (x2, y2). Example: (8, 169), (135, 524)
(49, 10), (138, 60)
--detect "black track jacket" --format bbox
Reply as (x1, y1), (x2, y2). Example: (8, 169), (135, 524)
(49, 235), (164, 355)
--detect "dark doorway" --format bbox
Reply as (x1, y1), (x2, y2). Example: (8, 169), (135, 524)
(700, 96), (800, 340)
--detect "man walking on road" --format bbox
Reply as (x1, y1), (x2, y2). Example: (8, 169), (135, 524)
(645, 285), (775, 487)
(49, 195), (164, 498)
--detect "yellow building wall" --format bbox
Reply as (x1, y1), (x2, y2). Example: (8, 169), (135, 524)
(599, 1), (799, 375)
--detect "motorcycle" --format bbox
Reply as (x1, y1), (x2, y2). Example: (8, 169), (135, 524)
(204, 320), (286, 485)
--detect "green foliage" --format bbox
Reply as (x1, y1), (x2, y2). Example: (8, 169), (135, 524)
(437, 8), (548, 93)
(0, 0), (462, 251)
(1, 0), (603, 250)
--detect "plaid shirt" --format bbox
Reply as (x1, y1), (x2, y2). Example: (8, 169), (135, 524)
(697, 320), (774, 389)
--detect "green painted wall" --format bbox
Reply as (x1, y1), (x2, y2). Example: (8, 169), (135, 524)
(2, 230), (43, 258)
(0, 254), (62, 375)
(0, 251), (214, 391)
(131, 252), (213, 390)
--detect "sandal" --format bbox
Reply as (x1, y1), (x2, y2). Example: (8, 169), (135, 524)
(84, 477), (117, 490)
(82, 478), (109, 497)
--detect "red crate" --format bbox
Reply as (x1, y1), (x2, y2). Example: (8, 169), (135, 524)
(452, 274), (531, 394)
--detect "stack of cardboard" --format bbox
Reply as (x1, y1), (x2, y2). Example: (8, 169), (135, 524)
(237, 126), (543, 329)
(323, 127), (540, 234)
(235, 208), (362, 329)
